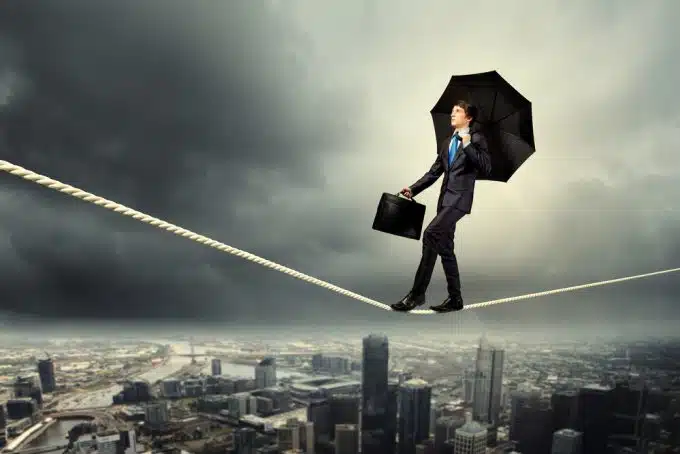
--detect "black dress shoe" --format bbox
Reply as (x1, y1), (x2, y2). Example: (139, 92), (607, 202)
(391, 292), (426, 312)
(430, 295), (464, 313)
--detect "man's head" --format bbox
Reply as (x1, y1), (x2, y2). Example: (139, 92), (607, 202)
(450, 100), (478, 130)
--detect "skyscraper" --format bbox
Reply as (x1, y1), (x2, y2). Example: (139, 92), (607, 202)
(335, 424), (358, 454)
(434, 415), (465, 452)
(277, 418), (314, 453)
(463, 370), (475, 403)
(509, 388), (541, 441)
(13, 375), (42, 406)
(307, 394), (331, 443)
(235, 427), (256, 454)
(398, 379), (432, 454)
(511, 397), (554, 454)
(578, 384), (612, 454)
(37, 359), (56, 393)
(472, 337), (504, 427)
(386, 382), (399, 453)
(551, 390), (579, 432)
(144, 402), (169, 427)
(607, 381), (648, 452)
(361, 334), (390, 454)
(551, 428), (583, 454)
(211, 358), (222, 376)
(0, 405), (6, 448)
(255, 358), (277, 389)
(328, 393), (360, 439)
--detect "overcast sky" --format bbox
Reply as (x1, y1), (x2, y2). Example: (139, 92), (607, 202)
(0, 0), (678, 330)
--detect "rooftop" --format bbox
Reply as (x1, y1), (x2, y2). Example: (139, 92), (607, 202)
(457, 420), (487, 435)
(402, 378), (429, 388)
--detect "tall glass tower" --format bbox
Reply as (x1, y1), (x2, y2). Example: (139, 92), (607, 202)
(361, 334), (391, 454)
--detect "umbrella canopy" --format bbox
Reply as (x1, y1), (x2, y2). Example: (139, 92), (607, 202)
(431, 70), (535, 182)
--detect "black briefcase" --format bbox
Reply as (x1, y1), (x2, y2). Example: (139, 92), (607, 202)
(372, 192), (426, 240)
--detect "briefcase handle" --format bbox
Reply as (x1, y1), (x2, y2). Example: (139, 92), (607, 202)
(395, 192), (416, 202)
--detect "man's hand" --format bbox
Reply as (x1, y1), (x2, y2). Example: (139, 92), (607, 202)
(459, 133), (471, 145)
(400, 187), (413, 199)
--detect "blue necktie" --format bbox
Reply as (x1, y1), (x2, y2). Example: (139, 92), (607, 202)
(448, 134), (459, 166)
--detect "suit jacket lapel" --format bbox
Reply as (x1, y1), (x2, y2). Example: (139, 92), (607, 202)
(441, 133), (465, 170)
(440, 134), (452, 170)
(451, 138), (465, 167)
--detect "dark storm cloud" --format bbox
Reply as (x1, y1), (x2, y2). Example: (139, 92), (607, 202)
(0, 0), (370, 321)
(1, 0), (678, 327)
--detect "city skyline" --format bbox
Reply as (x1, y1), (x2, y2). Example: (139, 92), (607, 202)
(0, 0), (678, 326)
(1, 333), (678, 452)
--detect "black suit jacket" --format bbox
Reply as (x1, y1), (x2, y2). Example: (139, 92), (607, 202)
(409, 128), (491, 213)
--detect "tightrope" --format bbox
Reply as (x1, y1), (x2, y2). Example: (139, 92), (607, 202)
(1, 159), (678, 315)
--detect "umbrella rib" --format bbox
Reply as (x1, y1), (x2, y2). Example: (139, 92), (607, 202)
(487, 90), (499, 123)
(491, 109), (520, 125)
(1, 159), (677, 316)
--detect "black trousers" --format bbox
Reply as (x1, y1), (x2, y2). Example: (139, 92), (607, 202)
(411, 205), (466, 297)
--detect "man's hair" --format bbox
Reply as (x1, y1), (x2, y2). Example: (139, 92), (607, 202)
(455, 100), (478, 125)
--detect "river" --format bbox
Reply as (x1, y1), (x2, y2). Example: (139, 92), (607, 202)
(25, 419), (89, 453)
(36, 342), (311, 450)
(55, 343), (309, 410)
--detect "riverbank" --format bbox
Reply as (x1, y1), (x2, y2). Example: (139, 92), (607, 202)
(5, 419), (56, 451)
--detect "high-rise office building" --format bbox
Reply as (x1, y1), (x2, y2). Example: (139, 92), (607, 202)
(255, 358), (277, 389)
(453, 412), (487, 454)
(335, 424), (358, 454)
(398, 379), (432, 454)
(5, 398), (37, 420)
(552, 390), (579, 432)
(93, 432), (121, 454)
(434, 415), (465, 452)
(509, 388), (541, 441)
(552, 428), (583, 454)
(361, 334), (391, 454)
(277, 418), (314, 453)
(511, 396), (554, 454)
(13, 376), (42, 406)
(311, 355), (352, 375)
(429, 399), (437, 437)
(307, 395), (331, 443)
(120, 428), (137, 454)
(211, 358), (222, 376)
(161, 379), (183, 398)
(463, 370), (475, 403)
(235, 427), (256, 454)
(329, 393), (360, 439)
(578, 384), (613, 454)
(387, 381), (399, 452)
(607, 381), (648, 452)
(37, 359), (56, 393)
(0, 405), (6, 448)
(472, 338), (504, 428)
(277, 424), (300, 452)
(312, 353), (323, 372)
(144, 402), (169, 426)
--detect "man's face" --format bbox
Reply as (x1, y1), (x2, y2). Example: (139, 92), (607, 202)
(450, 105), (470, 129)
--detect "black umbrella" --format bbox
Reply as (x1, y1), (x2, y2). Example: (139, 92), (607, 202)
(431, 70), (535, 182)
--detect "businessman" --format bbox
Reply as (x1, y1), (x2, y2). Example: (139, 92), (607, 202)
(391, 101), (491, 313)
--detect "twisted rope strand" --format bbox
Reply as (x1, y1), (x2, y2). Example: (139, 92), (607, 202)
(2, 160), (678, 315)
